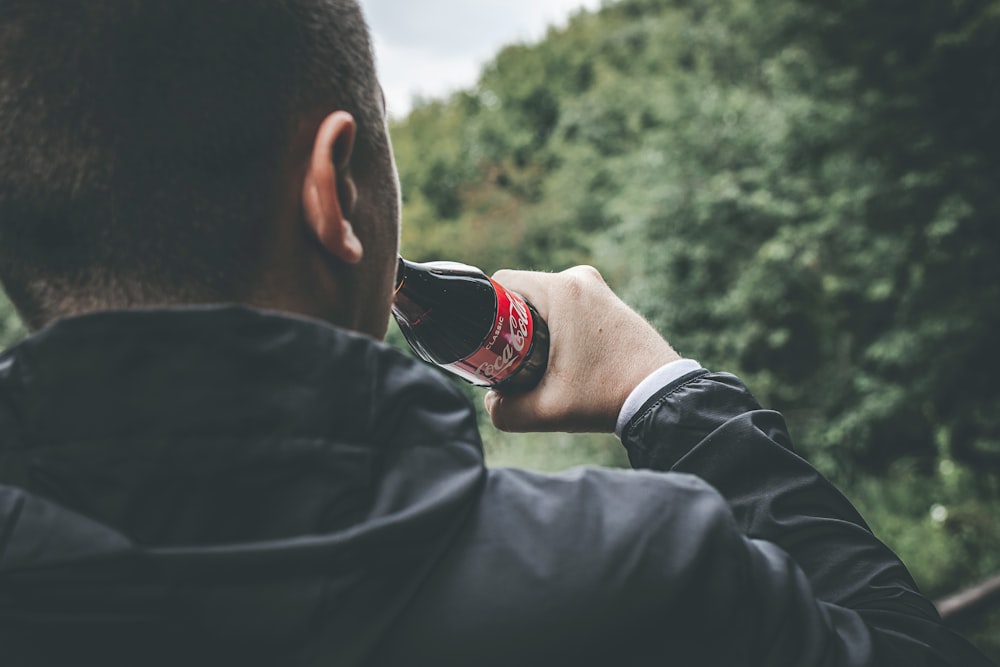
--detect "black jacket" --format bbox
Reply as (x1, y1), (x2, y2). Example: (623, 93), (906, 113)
(0, 307), (992, 666)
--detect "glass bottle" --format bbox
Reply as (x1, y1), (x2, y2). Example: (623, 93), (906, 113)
(392, 257), (549, 391)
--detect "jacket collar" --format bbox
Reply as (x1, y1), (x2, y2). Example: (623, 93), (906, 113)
(0, 308), (486, 654)
(0, 305), (474, 449)
(0, 307), (485, 567)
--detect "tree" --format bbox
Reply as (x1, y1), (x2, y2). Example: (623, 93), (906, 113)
(390, 0), (1000, 656)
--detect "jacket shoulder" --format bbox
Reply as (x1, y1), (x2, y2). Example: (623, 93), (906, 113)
(378, 465), (740, 666)
(480, 465), (730, 569)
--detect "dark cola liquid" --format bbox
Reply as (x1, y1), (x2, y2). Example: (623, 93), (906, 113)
(393, 260), (498, 365)
(392, 258), (549, 391)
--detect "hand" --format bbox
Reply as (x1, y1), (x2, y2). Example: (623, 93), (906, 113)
(484, 265), (681, 433)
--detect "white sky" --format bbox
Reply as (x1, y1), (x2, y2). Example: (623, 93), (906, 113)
(360, 0), (605, 118)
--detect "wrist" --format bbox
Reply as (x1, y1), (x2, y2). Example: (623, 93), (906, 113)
(615, 359), (704, 437)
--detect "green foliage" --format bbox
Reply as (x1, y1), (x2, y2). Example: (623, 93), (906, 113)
(851, 460), (1000, 657)
(390, 0), (1000, 656)
(0, 290), (26, 349)
(853, 459), (1000, 595)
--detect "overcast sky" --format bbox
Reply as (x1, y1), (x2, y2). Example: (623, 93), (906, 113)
(360, 0), (605, 118)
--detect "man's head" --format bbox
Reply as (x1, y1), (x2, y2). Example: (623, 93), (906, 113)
(0, 0), (400, 337)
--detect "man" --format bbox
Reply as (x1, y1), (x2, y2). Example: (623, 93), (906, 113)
(0, 2), (992, 665)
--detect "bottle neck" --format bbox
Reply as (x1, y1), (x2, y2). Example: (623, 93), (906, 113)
(392, 257), (429, 324)
(394, 256), (408, 294)
(391, 256), (492, 325)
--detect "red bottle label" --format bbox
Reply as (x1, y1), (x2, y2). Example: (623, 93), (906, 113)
(446, 280), (535, 386)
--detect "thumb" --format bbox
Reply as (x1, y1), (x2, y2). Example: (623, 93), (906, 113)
(485, 389), (546, 433)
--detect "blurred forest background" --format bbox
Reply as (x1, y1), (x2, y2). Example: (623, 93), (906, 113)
(389, 0), (1000, 656)
(1, 0), (999, 658)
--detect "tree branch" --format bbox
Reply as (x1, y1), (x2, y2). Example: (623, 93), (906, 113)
(935, 572), (1000, 621)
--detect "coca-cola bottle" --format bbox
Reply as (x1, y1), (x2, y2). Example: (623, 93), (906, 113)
(392, 257), (549, 391)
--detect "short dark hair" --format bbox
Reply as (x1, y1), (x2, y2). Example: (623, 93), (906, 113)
(0, 0), (386, 329)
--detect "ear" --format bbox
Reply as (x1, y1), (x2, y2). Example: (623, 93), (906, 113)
(302, 111), (363, 264)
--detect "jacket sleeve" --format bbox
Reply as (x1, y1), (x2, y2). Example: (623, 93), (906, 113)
(621, 370), (994, 667)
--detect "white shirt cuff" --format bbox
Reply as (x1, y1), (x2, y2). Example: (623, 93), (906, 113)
(615, 359), (704, 438)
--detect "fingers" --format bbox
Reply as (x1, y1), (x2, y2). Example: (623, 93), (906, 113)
(486, 384), (610, 434)
(561, 264), (605, 283)
(491, 265), (607, 316)
(484, 390), (511, 432)
(490, 269), (551, 315)
(492, 264), (604, 287)
(485, 388), (550, 433)
(483, 264), (677, 434)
